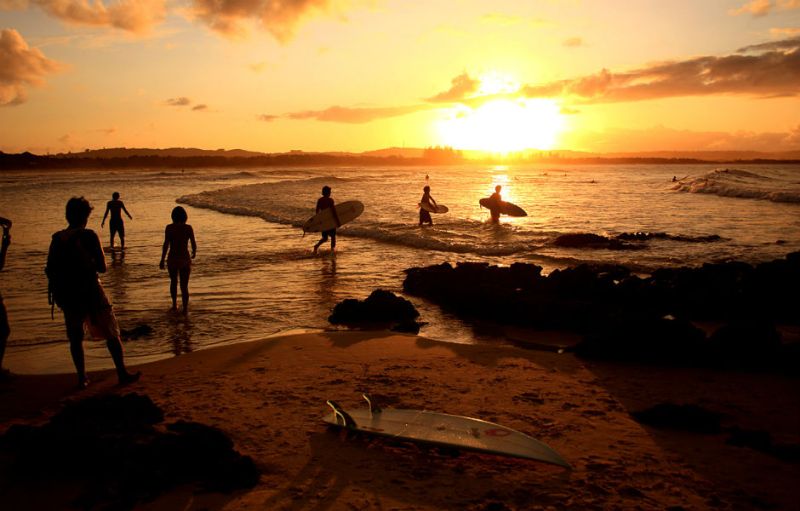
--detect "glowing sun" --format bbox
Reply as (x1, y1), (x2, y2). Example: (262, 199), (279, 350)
(436, 74), (566, 152)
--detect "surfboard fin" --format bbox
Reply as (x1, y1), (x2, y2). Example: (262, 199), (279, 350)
(362, 393), (382, 415)
(326, 400), (357, 428)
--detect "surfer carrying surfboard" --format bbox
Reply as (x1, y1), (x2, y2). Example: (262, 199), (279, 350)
(418, 185), (438, 226)
(313, 186), (340, 254)
(489, 185), (502, 223)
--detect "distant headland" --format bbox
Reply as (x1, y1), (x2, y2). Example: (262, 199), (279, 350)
(1, 146), (799, 170)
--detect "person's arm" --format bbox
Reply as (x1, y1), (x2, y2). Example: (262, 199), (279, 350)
(89, 232), (107, 273)
(188, 225), (196, 258)
(0, 225), (10, 272)
(430, 195), (437, 207)
(159, 226), (170, 269)
(122, 202), (132, 220)
(101, 204), (110, 227)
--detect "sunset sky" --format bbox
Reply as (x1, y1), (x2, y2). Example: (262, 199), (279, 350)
(1, 0), (799, 154)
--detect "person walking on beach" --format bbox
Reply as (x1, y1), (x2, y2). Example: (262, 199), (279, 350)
(160, 206), (196, 314)
(313, 186), (340, 254)
(0, 216), (11, 381)
(46, 197), (140, 388)
(489, 185), (502, 223)
(419, 185), (438, 226)
(101, 192), (132, 250)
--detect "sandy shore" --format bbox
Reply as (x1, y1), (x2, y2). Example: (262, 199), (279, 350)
(1, 331), (798, 510)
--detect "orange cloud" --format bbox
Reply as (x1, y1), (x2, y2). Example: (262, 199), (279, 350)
(286, 104), (426, 123)
(6, 0), (167, 33)
(730, 0), (800, 16)
(426, 72), (480, 103)
(563, 37), (584, 47)
(192, 104), (208, 111)
(523, 37), (800, 103)
(165, 96), (191, 106)
(770, 27), (800, 37)
(190, 0), (341, 42)
(0, 28), (62, 106)
(257, 114), (279, 121)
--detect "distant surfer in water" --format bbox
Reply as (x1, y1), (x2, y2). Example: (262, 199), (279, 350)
(160, 206), (196, 314)
(313, 186), (340, 254)
(489, 185), (502, 223)
(101, 192), (132, 250)
(419, 185), (438, 226)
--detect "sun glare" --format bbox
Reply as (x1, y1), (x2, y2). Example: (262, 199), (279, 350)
(437, 98), (565, 153)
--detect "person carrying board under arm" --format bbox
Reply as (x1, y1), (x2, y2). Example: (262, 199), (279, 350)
(313, 186), (340, 254)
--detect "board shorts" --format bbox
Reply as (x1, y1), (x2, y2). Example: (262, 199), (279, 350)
(62, 283), (120, 340)
(320, 229), (336, 240)
(109, 218), (124, 238)
(419, 209), (432, 224)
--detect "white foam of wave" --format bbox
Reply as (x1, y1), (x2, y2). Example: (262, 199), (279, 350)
(674, 168), (800, 203)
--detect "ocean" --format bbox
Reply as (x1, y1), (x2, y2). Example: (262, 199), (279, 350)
(1, 164), (798, 373)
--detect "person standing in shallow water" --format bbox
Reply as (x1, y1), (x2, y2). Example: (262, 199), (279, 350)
(419, 185), (438, 226)
(46, 197), (140, 388)
(313, 186), (340, 254)
(489, 185), (502, 223)
(101, 192), (132, 250)
(0, 216), (11, 381)
(160, 206), (196, 314)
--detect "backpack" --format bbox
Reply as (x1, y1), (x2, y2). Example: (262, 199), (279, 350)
(46, 229), (99, 316)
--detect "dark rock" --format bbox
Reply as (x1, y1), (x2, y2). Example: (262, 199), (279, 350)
(0, 393), (259, 508)
(329, 290), (420, 327)
(707, 320), (781, 367)
(121, 324), (154, 340)
(553, 233), (640, 250)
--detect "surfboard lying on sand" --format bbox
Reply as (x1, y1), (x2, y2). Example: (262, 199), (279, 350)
(419, 203), (449, 214)
(479, 198), (527, 217)
(324, 395), (570, 468)
(303, 200), (364, 233)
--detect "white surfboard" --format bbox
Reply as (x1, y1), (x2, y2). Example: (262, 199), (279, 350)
(324, 397), (570, 468)
(303, 200), (364, 233)
(420, 203), (449, 214)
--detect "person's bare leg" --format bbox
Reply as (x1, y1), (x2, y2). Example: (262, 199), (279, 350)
(168, 267), (178, 311)
(106, 335), (140, 384)
(67, 321), (88, 387)
(179, 266), (190, 314)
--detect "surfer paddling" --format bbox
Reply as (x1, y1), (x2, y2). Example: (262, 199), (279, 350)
(313, 186), (340, 254)
(159, 206), (197, 314)
(419, 185), (438, 226)
(101, 192), (132, 251)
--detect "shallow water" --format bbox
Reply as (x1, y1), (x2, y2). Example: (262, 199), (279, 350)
(1, 164), (798, 373)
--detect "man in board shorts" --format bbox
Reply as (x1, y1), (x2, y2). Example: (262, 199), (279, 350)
(101, 192), (133, 250)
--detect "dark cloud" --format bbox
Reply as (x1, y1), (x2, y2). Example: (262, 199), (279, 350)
(192, 104), (208, 111)
(191, 0), (336, 42)
(165, 96), (191, 106)
(426, 72), (480, 103)
(4, 0), (167, 33)
(286, 104), (425, 123)
(0, 28), (62, 106)
(522, 37), (800, 103)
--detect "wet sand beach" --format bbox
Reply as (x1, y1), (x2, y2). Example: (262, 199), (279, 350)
(2, 331), (798, 510)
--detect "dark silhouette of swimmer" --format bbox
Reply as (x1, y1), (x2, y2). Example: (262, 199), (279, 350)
(160, 206), (196, 314)
(0, 216), (11, 380)
(672, 176), (677, 182)
(313, 186), (340, 254)
(101, 192), (132, 250)
(46, 197), (140, 388)
(489, 185), (502, 223)
(419, 185), (438, 226)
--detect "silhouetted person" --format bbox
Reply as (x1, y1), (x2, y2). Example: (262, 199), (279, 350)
(0, 216), (11, 380)
(101, 192), (132, 250)
(313, 186), (340, 254)
(46, 197), (140, 388)
(489, 185), (502, 223)
(419, 185), (437, 226)
(160, 206), (196, 314)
